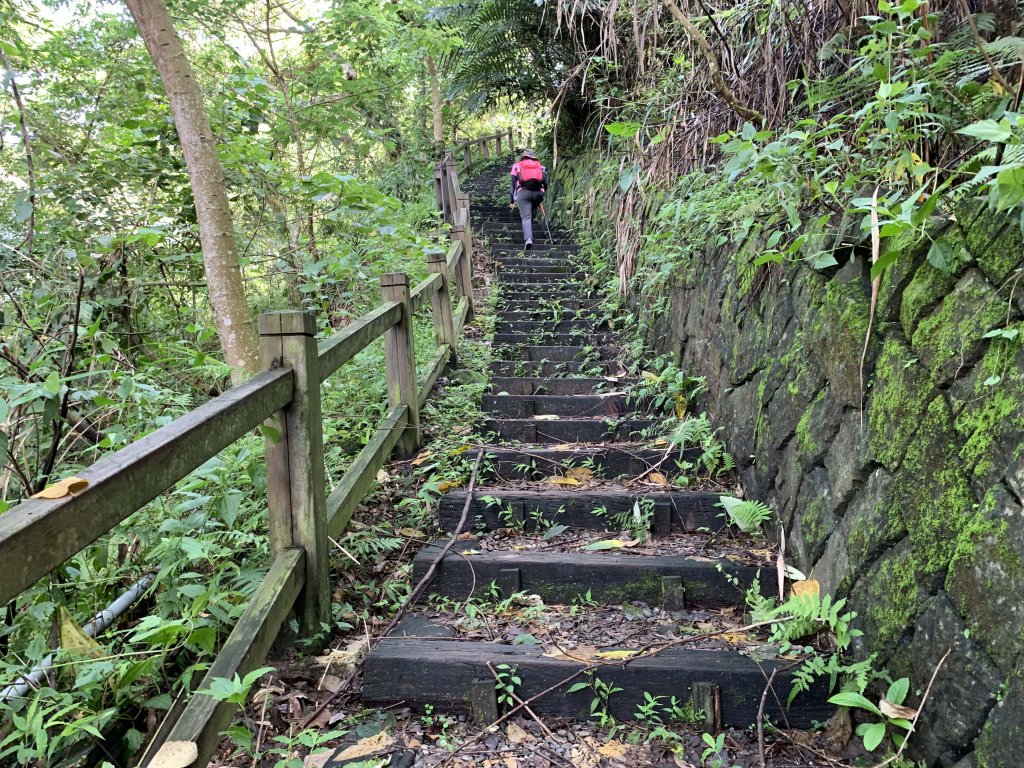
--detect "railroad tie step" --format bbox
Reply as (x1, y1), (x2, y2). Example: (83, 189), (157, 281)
(480, 417), (659, 444)
(473, 445), (698, 482)
(439, 488), (724, 535)
(482, 393), (644, 419)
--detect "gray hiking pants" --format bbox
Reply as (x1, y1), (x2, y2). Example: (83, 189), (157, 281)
(516, 189), (545, 243)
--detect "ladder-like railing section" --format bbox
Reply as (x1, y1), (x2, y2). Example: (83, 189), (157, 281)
(0, 139), (483, 767)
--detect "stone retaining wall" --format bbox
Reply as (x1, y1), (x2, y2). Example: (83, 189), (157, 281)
(648, 204), (1023, 766)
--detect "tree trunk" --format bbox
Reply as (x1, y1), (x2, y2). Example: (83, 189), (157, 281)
(123, 0), (259, 382)
(427, 56), (444, 152)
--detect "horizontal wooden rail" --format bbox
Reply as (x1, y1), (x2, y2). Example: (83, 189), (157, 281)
(454, 296), (470, 339)
(317, 301), (402, 383)
(445, 240), (463, 275)
(409, 272), (442, 314)
(326, 405), (409, 538)
(146, 548), (304, 768)
(0, 369), (294, 606)
(418, 346), (452, 408)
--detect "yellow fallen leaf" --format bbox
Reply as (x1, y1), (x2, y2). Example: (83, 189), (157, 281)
(437, 480), (461, 492)
(335, 731), (395, 761)
(640, 370), (660, 382)
(792, 579), (820, 600)
(460, 549), (482, 555)
(410, 451), (432, 466)
(506, 722), (530, 745)
(674, 394), (687, 420)
(58, 606), (102, 659)
(550, 443), (573, 451)
(543, 645), (602, 663)
(398, 528), (426, 538)
(652, 438), (668, 447)
(594, 649), (639, 660)
(375, 469), (391, 483)
(534, 414), (560, 421)
(452, 444), (472, 455)
(598, 739), (630, 758)
(718, 632), (751, 644)
(648, 472), (670, 486)
(32, 476), (89, 499)
(548, 476), (580, 486)
(566, 467), (593, 481)
(151, 741), (199, 768)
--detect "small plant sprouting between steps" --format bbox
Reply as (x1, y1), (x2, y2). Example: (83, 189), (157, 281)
(493, 663), (522, 712)
(717, 495), (773, 533)
(567, 672), (624, 739)
(628, 361), (708, 418)
(829, 677), (917, 754)
(668, 414), (736, 480)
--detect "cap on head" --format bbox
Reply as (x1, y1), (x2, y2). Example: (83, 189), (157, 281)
(521, 148), (538, 159)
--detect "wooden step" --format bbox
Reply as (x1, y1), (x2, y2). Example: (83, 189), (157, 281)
(482, 393), (639, 419)
(494, 320), (606, 335)
(440, 487), (723, 534)
(490, 345), (612, 363)
(476, 445), (693, 481)
(496, 264), (579, 275)
(489, 376), (626, 395)
(481, 417), (659, 443)
(497, 272), (585, 284)
(412, 540), (758, 607)
(491, 243), (581, 254)
(488, 360), (620, 377)
(493, 332), (612, 347)
(362, 630), (833, 728)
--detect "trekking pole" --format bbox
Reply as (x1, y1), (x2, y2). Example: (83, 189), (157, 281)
(539, 203), (553, 243)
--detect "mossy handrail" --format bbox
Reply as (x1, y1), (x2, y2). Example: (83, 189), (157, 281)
(0, 131), (486, 768)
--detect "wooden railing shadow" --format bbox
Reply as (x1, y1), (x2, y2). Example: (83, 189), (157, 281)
(0, 131), (509, 767)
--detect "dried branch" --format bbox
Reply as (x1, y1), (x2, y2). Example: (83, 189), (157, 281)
(660, 0), (765, 126)
(0, 49), (37, 256)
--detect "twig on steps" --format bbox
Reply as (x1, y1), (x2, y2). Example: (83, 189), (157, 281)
(438, 665), (596, 767)
(757, 667), (780, 768)
(485, 661), (576, 767)
(299, 451), (484, 729)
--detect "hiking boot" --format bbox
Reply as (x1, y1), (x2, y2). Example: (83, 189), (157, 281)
(523, 240), (533, 251)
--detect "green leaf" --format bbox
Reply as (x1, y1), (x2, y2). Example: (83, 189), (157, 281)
(886, 677), (909, 705)
(604, 121), (641, 138)
(582, 539), (630, 551)
(995, 167), (1024, 211)
(828, 691), (883, 716)
(812, 253), (839, 270)
(512, 633), (539, 644)
(542, 524), (568, 541)
(566, 681), (590, 693)
(861, 721), (887, 751)
(927, 237), (953, 272)
(958, 120), (1012, 142)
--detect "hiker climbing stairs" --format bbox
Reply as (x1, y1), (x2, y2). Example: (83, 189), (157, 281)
(360, 163), (832, 732)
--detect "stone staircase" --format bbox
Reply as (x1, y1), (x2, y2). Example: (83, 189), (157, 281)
(360, 165), (831, 732)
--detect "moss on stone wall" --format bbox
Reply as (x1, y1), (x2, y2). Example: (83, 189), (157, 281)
(867, 338), (933, 470)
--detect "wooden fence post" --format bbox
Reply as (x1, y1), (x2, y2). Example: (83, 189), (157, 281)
(258, 311), (330, 637)
(380, 274), (420, 458)
(451, 205), (474, 321)
(433, 161), (445, 216)
(426, 251), (458, 366)
(481, 137), (490, 160)
(495, 132), (502, 156)
(463, 142), (471, 171)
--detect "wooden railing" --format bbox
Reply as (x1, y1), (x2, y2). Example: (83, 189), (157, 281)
(450, 128), (532, 174)
(0, 144), (481, 767)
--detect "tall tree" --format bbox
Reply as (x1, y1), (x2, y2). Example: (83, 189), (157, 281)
(123, 0), (259, 382)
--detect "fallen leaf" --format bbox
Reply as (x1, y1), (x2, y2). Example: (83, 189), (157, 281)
(566, 467), (593, 481)
(151, 741), (199, 768)
(534, 414), (560, 421)
(457, 532), (474, 540)
(410, 451), (432, 466)
(542, 645), (602, 663)
(452, 444), (472, 455)
(504, 757), (518, 768)
(640, 370), (660, 382)
(598, 739), (630, 758)
(550, 443), (574, 451)
(319, 674), (343, 693)
(718, 632), (751, 644)
(674, 394), (687, 420)
(879, 699), (918, 720)
(31, 476), (89, 499)
(437, 480), (461, 492)
(582, 538), (639, 551)
(512, 593), (543, 607)
(58, 606), (103, 659)
(548, 476), (580, 486)
(375, 468), (390, 483)
(459, 548), (482, 555)
(398, 528), (426, 538)
(594, 649), (639, 660)
(792, 579), (820, 599)
(505, 722), (531, 744)
(335, 731), (394, 761)
(648, 472), (670, 486)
